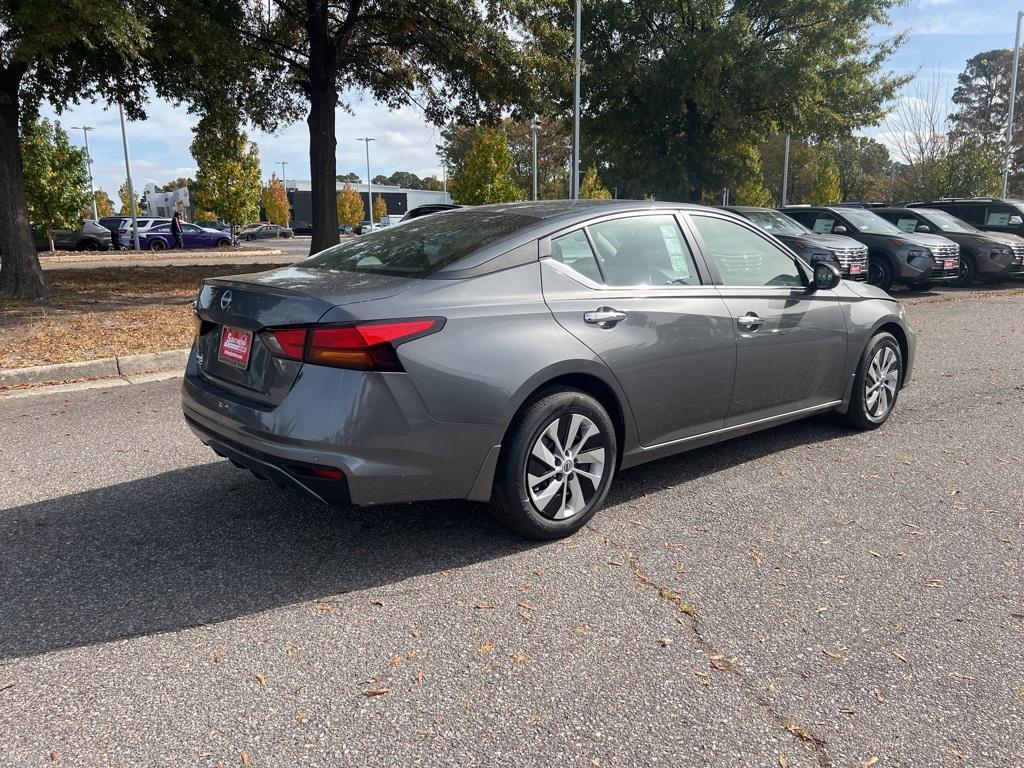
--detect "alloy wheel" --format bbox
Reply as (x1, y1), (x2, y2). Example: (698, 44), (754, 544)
(526, 413), (606, 520)
(865, 345), (899, 420)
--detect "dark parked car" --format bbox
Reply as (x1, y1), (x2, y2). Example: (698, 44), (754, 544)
(242, 224), (293, 240)
(782, 205), (960, 291)
(195, 220), (231, 232)
(289, 220), (313, 236)
(33, 220), (111, 251)
(873, 207), (1024, 285)
(908, 197), (1024, 239)
(401, 203), (460, 222)
(354, 221), (373, 235)
(140, 223), (234, 250)
(183, 201), (915, 539)
(723, 206), (868, 281)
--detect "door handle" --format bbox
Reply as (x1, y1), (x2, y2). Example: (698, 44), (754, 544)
(736, 312), (765, 330)
(584, 307), (628, 327)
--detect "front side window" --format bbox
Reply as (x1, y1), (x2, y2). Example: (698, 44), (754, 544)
(587, 215), (699, 286)
(894, 216), (921, 233)
(691, 215), (803, 288)
(810, 215), (838, 234)
(985, 205), (1024, 226)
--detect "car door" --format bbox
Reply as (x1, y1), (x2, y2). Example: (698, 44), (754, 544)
(981, 204), (1024, 236)
(181, 223), (203, 247)
(687, 212), (848, 426)
(540, 211), (736, 448)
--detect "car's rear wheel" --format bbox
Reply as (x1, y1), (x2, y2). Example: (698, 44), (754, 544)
(77, 239), (100, 251)
(149, 238), (166, 251)
(867, 255), (894, 292)
(215, 238), (230, 248)
(490, 389), (617, 540)
(839, 332), (903, 430)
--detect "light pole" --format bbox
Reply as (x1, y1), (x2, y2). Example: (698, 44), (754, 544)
(1004, 10), (1024, 198)
(72, 125), (97, 220)
(278, 161), (288, 188)
(118, 103), (141, 251)
(357, 137), (375, 230)
(530, 115), (541, 201)
(781, 133), (791, 207)
(572, 0), (581, 199)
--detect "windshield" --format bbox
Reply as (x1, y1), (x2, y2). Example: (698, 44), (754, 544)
(742, 210), (809, 236)
(301, 207), (541, 277)
(836, 207), (903, 235)
(919, 209), (979, 234)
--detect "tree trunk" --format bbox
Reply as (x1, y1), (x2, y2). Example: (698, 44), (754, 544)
(0, 68), (49, 300)
(306, 9), (340, 256)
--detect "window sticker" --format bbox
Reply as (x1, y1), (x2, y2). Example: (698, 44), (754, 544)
(896, 217), (918, 232)
(659, 224), (691, 277)
(811, 218), (833, 234)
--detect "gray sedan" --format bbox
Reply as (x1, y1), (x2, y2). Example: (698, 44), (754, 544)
(183, 201), (915, 539)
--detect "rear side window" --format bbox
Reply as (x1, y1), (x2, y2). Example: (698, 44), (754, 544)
(948, 205), (982, 225)
(588, 215), (699, 286)
(302, 207), (542, 277)
(551, 230), (602, 282)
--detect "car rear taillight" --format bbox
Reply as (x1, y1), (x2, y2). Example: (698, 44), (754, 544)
(259, 318), (442, 371)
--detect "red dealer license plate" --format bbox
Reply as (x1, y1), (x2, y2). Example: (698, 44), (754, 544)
(218, 326), (253, 369)
(850, 263), (862, 274)
(944, 259), (957, 270)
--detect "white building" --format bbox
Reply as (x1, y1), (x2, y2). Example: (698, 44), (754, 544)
(283, 180), (452, 223)
(143, 182), (190, 218)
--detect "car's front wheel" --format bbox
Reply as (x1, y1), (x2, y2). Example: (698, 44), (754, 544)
(953, 253), (976, 286)
(490, 389), (617, 540)
(839, 331), (903, 430)
(867, 255), (894, 292)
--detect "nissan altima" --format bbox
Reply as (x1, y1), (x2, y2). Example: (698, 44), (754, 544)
(182, 201), (915, 539)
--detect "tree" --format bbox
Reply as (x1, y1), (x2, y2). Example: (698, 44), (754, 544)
(579, 165), (611, 199)
(811, 155), (842, 205)
(421, 175), (445, 192)
(0, 1), (151, 298)
(21, 119), (90, 251)
(517, 0), (906, 202)
(157, 176), (192, 192)
(86, 190), (116, 219)
(337, 183), (364, 227)
(262, 174), (290, 226)
(231, 2), (521, 254)
(117, 180), (143, 216)
(832, 135), (892, 202)
(373, 194), (388, 222)
(449, 126), (526, 204)
(336, 172), (361, 183)
(190, 109), (262, 228)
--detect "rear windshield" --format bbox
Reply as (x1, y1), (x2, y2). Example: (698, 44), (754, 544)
(300, 207), (540, 276)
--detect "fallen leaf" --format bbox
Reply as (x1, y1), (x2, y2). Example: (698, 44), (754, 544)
(410, 628), (420, 638)
(749, 550), (764, 565)
(240, 752), (251, 767)
(869, 550), (882, 558)
(517, 602), (536, 611)
(823, 648), (845, 661)
(416, 671), (426, 684)
(950, 748), (964, 760)
(49, 753), (59, 764)
(371, 599), (384, 607)
(254, 673), (267, 688)
(951, 672), (975, 681)
(778, 757), (788, 768)
(365, 687), (390, 696)
(692, 670), (711, 686)
(478, 642), (494, 654)
(284, 647), (294, 657)
(863, 757), (878, 768)
(518, 609), (532, 621)
(574, 625), (592, 633)
(874, 688), (886, 703)
(389, 655), (403, 666)
(474, 603), (496, 610)
(513, 650), (529, 664)
(407, 649), (418, 659)
(839, 707), (856, 715)
(891, 651), (908, 663)
(313, 603), (333, 614)
(657, 638), (673, 648)
(212, 649), (225, 663)
(296, 713), (307, 724)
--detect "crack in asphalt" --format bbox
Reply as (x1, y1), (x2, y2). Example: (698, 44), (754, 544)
(589, 525), (834, 768)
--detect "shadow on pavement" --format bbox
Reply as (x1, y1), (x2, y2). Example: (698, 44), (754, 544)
(0, 415), (848, 662)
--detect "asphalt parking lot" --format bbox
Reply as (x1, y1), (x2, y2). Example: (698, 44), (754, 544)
(1, 286), (1021, 767)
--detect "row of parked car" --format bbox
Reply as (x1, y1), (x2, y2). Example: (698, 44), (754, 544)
(722, 197), (1024, 291)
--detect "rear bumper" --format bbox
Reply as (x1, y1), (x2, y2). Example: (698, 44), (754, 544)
(180, 347), (501, 505)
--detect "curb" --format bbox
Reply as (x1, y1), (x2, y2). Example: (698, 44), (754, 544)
(0, 348), (190, 389)
(39, 248), (282, 264)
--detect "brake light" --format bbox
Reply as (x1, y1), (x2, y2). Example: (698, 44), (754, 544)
(260, 328), (307, 360)
(260, 319), (441, 371)
(309, 466), (344, 480)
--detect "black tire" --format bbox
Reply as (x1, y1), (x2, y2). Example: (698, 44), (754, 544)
(953, 253), (976, 286)
(490, 388), (617, 540)
(867, 255), (894, 292)
(215, 238), (230, 248)
(244, 234), (253, 241)
(838, 332), (903, 430)
(77, 239), (100, 251)
(148, 238), (166, 251)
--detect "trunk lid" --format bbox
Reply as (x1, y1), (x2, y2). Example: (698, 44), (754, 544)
(194, 266), (417, 403)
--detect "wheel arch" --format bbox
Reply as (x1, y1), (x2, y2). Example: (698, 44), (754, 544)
(873, 321), (910, 377)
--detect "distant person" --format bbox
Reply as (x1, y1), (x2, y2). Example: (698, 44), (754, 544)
(171, 212), (184, 249)
(107, 219), (121, 251)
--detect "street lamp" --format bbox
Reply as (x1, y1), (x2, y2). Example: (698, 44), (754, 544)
(357, 137), (375, 231)
(530, 115), (541, 201)
(572, 0), (581, 200)
(278, 160), (288, 189)
(118, 103), (141, 251)
(1004, 10), (1024, 198)
(781, 133), (791, 207)
(72, 125), (97, 220)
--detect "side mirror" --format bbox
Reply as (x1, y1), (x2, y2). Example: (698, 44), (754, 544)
(832, 225), (847, 234)
(915, 224), (931, 233)
(809, 262), (843, 292)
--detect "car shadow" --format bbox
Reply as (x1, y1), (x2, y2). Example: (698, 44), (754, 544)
(0, 416), (849, 662)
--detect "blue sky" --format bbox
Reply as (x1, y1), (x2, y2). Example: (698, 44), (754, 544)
(41, 0), (1022, 209)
